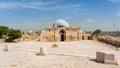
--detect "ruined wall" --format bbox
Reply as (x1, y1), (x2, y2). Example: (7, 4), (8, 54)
(41, 27), (90, 42)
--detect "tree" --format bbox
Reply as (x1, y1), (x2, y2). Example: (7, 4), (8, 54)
(91, 29), (101, 39)
(0, 26), (9, 38)
(7, 29), (22, 42)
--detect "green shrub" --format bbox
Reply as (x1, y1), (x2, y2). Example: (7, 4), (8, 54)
(7, 29), (22, 42)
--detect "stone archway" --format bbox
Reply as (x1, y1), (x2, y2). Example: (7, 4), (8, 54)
(82, 36), (84, 40)
(59, 29), (66, 41)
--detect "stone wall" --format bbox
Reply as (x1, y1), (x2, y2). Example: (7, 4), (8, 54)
(41, 27), (90, 42)
(97, 38), (120, 47)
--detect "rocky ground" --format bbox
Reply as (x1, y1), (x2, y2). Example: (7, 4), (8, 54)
(0, 40), (119, 68)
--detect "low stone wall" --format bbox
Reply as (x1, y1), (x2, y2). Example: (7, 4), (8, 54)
(97, 38), (120, 47)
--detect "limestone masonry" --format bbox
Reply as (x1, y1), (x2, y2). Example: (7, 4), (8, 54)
(40, 19), (90, 42)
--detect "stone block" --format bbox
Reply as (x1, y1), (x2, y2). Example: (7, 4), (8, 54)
(96, 51), (116, 64)
(37, 47), (47, 56)
(96, 51), (104, 63)
(3, 45), (12, 51)
(51, 44), (58, 48)
(104, 53), (115, 64)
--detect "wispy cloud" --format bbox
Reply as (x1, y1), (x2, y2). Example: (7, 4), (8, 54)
(0, 1), (56, 9)
(0, 0), (83, 11)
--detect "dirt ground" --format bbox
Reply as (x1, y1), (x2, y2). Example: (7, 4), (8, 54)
(0, 40), (119, 68)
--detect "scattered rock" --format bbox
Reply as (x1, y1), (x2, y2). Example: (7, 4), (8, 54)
(14, 39), (18, 43)
(37, 47), (47, 56)
(51, 44), (58, 48)
(11, 64), (17, 67)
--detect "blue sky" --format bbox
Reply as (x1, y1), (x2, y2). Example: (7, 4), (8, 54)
(0, 0), (120, 31)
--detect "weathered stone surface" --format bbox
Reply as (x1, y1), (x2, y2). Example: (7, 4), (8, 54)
(40, 19), (90, 42)
(37, 47), (47, 56)
(97, 37), (120, 47)
(51, 44), (58, 48)
(96, 51), (116, 64)
(96, 51), (104, 63)
(104, 52), (115, 64)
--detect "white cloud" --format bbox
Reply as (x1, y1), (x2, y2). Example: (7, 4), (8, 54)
(0, 1), (83, 11)
(0, 1), (55, 9)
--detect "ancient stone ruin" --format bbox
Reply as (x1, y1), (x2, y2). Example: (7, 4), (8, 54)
(3, 45), (12, 51)
(96, 51), (117, 65)
(37, 47), (47, 56)
(97, 37), (120, 47)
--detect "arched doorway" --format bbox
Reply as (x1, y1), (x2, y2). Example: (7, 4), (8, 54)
(82, 36), (84, 40)
(59, 29), (66, 41)
(88, 36), (90, 40)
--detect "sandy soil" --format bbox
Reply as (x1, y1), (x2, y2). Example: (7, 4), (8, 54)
(0, 40), (119, 68)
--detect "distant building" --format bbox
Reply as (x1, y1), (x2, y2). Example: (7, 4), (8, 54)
(40, 19), (90, 42)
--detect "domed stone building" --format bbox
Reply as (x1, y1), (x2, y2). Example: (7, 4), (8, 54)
(40, 19), (90, 42)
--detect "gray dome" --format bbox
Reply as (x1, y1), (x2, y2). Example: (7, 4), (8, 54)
(53, 19), (69, 28)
